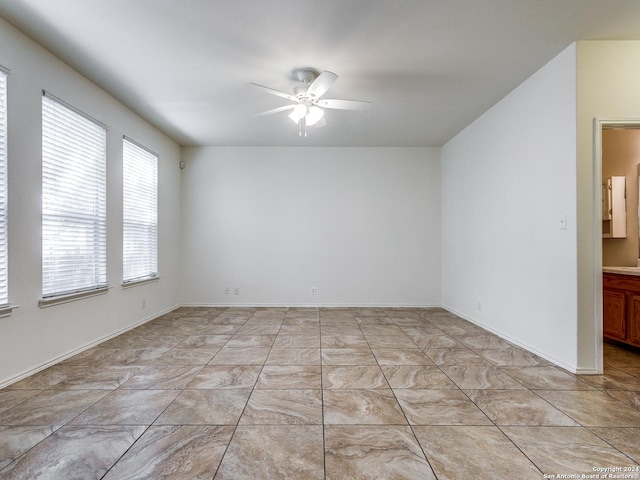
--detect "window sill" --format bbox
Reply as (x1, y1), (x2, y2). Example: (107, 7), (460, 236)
(0, 304), (19, 318)
(38, 286), (110, 308)
(121, 276), (159, 289)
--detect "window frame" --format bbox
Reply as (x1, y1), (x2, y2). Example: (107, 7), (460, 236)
(0, 66), (12, 316)
(40, 91), (108, 305)
(122, 135), (158, 286)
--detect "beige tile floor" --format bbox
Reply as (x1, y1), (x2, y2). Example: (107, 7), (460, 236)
(0, 307), (639, 479)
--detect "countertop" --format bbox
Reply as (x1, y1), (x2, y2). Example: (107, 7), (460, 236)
(603, 266), (640, 276)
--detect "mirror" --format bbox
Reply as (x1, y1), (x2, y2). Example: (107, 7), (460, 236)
(601, 126), (640, 264)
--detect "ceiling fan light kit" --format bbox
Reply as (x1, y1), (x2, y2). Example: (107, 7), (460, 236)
(288, 103), (307, 123)
(305, 106), (324, 126)
(251, 68), (370, 137)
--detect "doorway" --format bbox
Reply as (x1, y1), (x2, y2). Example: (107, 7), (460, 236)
(598, 120), (640, 373)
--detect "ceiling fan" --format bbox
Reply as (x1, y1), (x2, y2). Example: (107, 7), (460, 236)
(251, 69), (370, 137)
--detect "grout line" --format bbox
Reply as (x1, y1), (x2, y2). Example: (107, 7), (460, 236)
(210, 309), (258, 478)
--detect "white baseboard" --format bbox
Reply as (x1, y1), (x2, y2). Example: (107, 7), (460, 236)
(441, 305), (582, 374)
(0, 304), (181, 389)
(573, 367), (600, 375)
(180, 302), (441, 308)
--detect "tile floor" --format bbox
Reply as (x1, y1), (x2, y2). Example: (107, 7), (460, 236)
(0, 307), (639, 479)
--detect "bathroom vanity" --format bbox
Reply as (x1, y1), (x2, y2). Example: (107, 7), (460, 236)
(602, 267), (640, 347)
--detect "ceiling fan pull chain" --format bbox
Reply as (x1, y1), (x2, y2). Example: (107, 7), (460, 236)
(299, 117), (307, 137)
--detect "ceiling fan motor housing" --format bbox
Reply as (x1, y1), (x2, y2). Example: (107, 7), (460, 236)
(293, 69), (318, 98)
(293, 84), (310, 97)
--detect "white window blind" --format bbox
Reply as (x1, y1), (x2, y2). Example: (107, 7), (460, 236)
(42, 92), (107, 298)
(122, 137), (157, 283)
(0, 69), (8, 306)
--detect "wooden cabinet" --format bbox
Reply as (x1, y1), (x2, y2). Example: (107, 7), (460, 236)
(603, 273), (640, 347)
(630, 295), (640, 345)
(603, 288), (626, 341)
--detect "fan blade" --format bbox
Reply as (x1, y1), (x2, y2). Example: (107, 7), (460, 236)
(306, 71), (338, 99)
(255, 104), (296, 116)
(316, 98), (370, 110)
(249, 83), (296, 101)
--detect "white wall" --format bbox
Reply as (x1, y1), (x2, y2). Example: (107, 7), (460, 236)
(180, 146), (440, 307)
(0, 18), (182, 387)
(441, 45), (579, 371)
(576, 41), (640, 373)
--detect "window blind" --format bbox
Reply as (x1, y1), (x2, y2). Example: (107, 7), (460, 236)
(42, 92), (107, 297)
(122, 136), (158, 283)
(0, 70), (8, 306)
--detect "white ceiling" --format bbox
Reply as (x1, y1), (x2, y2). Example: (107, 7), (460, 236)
(2, 0), (640, 147)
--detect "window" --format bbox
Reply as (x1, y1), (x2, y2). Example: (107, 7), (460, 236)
(122, 137), (157, 283)
(41, 92), (107, 299)
(0, 68), (8, 307)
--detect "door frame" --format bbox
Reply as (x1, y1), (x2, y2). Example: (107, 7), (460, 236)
(593, 117), (640, 374)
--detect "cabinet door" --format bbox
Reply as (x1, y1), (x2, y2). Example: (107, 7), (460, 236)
(629, 294), (640, 347)
(603, 289), (627, 341)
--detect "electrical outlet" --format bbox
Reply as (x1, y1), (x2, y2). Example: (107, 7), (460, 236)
(234, 288), (239, 295)
(224, 287), (230, 294)
(311, 287), (316, 295)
